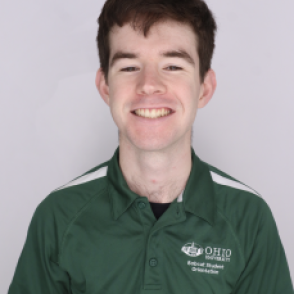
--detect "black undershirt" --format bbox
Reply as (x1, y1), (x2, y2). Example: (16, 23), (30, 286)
(149, 202), (171, 219)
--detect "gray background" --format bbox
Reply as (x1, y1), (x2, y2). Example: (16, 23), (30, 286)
(1, 0), (293, 291)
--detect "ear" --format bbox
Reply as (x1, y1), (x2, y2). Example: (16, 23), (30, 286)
(198, 69), (217, 109)
(95, 68), (110, 106)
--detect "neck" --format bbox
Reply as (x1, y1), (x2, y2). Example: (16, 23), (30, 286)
(119, 138), (192, 203)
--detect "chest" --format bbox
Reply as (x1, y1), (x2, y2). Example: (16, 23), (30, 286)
(61, 204), (243, 294)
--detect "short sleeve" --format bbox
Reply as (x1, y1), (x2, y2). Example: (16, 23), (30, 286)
(8, 201), (71, 294)
(232, 200), (293, 294)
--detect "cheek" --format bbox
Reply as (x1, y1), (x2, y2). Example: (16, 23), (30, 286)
(108, 80), (134, 121)
(109, 77), (134, 99)
(174, 79), (199, 108)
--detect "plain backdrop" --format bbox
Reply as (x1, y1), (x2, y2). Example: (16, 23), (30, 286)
(1, 0), (293, 291)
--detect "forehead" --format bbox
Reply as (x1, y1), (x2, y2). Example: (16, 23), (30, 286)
(109, 20), (198, 58)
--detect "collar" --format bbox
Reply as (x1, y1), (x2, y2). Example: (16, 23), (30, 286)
(107, 147), (217, 226)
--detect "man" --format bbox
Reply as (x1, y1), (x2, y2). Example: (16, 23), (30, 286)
(8, 0), (293, 293)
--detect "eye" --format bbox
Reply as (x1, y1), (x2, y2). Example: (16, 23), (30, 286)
(165, 65), (182, 71)
(121, 67), (138, 72)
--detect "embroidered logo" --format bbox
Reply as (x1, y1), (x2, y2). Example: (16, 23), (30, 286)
(181, 242), (232, 262)
(181, 242), (204, 257)
(182, 242), (232, 275)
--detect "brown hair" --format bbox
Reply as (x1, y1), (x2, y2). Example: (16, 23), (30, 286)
(97, 0), (217, 82)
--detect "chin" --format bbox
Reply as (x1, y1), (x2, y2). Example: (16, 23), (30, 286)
(125, 133), (180, 152)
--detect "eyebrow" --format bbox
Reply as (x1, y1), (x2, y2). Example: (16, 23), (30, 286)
(109, 49), (195, 67)
(160, 50), (195, 66)
(110, 51), (138, 67)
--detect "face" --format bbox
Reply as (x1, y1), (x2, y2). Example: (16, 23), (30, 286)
(96, 20), (216, 152)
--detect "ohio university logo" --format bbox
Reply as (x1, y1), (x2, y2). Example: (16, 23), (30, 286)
(181, 242), (232, 262)
(181, 242), (204, 257)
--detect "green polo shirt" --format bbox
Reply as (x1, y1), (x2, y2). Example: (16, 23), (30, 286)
(8, 147), (293, 294)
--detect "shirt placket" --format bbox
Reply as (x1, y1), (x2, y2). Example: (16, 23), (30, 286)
(135, 198), (186, 292)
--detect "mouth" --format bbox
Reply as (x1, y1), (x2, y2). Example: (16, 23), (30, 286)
(132, 108), (173, 119)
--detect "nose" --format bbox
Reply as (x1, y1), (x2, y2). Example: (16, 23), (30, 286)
(136, 67), (166, 96)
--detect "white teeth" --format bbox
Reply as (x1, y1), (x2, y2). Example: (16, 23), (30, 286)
(134, 108), (171, 118)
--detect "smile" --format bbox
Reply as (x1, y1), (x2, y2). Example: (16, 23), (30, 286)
(133, 108), (172, 119)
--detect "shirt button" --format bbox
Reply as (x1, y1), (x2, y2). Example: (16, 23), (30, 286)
(138, 202), (146, 209)
(149, 258), (158, 267)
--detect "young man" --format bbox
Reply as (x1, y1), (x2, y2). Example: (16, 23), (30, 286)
(8, 0), (293, 293)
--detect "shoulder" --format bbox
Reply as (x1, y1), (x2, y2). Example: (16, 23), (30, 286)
(202, 161), (278, 255)
(204, 161), (266, 213)
(42, 160), (109, 213)
(201, 163), (280, 260)
(201, 160), (274, 237)
(30, 160), (110, 255)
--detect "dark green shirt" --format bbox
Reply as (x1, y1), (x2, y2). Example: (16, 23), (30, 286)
(8, 148), (293, 294)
